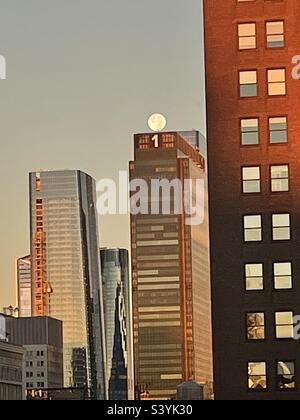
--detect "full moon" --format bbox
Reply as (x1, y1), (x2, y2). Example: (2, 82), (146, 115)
(148, 113), (167, 132)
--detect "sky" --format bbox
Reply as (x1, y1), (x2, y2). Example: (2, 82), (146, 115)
(0, 0), (206, 309)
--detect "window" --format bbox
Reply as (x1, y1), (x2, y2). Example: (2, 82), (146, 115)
(266, 21), (284, 48)
(275, 312), (294, 339)
(272, 214), (290, 241)
(248, 362), (267, 390)
(162, 134), (175, 148)
(269, 117), (287, 143)
(247, 313), (265, 340)
(271, 165), (289, 192)
(138, 135), (151, 150)
(267, 69), (286, 96)
(238, 23), (256, 50)
(241, 118), (259, 145)
(245, 263), (263, 291)
(244, 215), (262, 242)
(240, 71), (257, 97)
(242, 167), (260, 193)
(277, 362), (295, 390)
(274, 262), (292, 290)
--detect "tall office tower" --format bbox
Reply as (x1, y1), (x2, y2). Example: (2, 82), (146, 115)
(130, 132), (212, 400)
(17, 255), (32, 317)
(29, 170), (106, 399)
(204, 0), (300, 400)
(4, 315), (63, 396)
(100, 248), (134, 400)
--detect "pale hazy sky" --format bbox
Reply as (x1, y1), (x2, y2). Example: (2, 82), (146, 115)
(0, 0), (206, 309)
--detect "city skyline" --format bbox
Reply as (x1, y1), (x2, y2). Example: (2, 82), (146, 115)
(1, 0), (299, 403)
(0, 0), (206, 310)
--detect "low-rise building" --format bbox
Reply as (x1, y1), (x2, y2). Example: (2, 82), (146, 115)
(3, 315), (63, 396)
(0, 340), (24, 400)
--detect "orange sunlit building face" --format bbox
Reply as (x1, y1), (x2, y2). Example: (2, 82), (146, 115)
(130, 132), (212, 400)
(204, 0), (300, 399)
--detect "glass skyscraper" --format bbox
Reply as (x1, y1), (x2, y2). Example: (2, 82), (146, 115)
(100, 248), (134, 400)
(29, 170), (106, 399)
(130, 132), (213, 400)
(17, 255), (32, 318)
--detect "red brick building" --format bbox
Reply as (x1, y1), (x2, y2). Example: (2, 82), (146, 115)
(204, 0), (300, 399)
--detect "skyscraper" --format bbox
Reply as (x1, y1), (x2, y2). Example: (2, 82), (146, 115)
(130, 131), (212, 400)
(100, 248), (134, 400)
(17, 255), (31, 317)
(29, 170), (106, 399)
(204, 0), (300, 399)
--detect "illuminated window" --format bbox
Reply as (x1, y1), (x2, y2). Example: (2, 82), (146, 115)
(277, 361), (295, 390)
(36, 173), (41, 192)
(248, 362), (267, 390)
(138, 135), (151, 150)
(238, 23), (256, 50)
(271, 165), (289, 192)
(242, 167), (260, 193)
(269, 117), (287, 143)
(266, 21), (284, 48)
(274, 262), (292, 290)
(246, 313), (265, 340)
(245, 263), (263, 290)
(241, 118), (259, 145)
(275, 312), (294, 339)
(244, 215), (262, 242)
(272, 214), (290, 241)
(267, 69), (286, 96)
(239, 71), (257, 97)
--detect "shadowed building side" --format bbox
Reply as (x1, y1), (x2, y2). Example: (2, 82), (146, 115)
(204, 0), (300, 400)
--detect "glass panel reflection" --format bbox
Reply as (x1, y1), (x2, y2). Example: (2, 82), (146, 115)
(248, 362), (267, 389)
(277, 361), (295, 389)
(247, 313), (265, 340)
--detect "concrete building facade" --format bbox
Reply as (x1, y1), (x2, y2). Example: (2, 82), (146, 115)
(4, 315), (63, 397)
